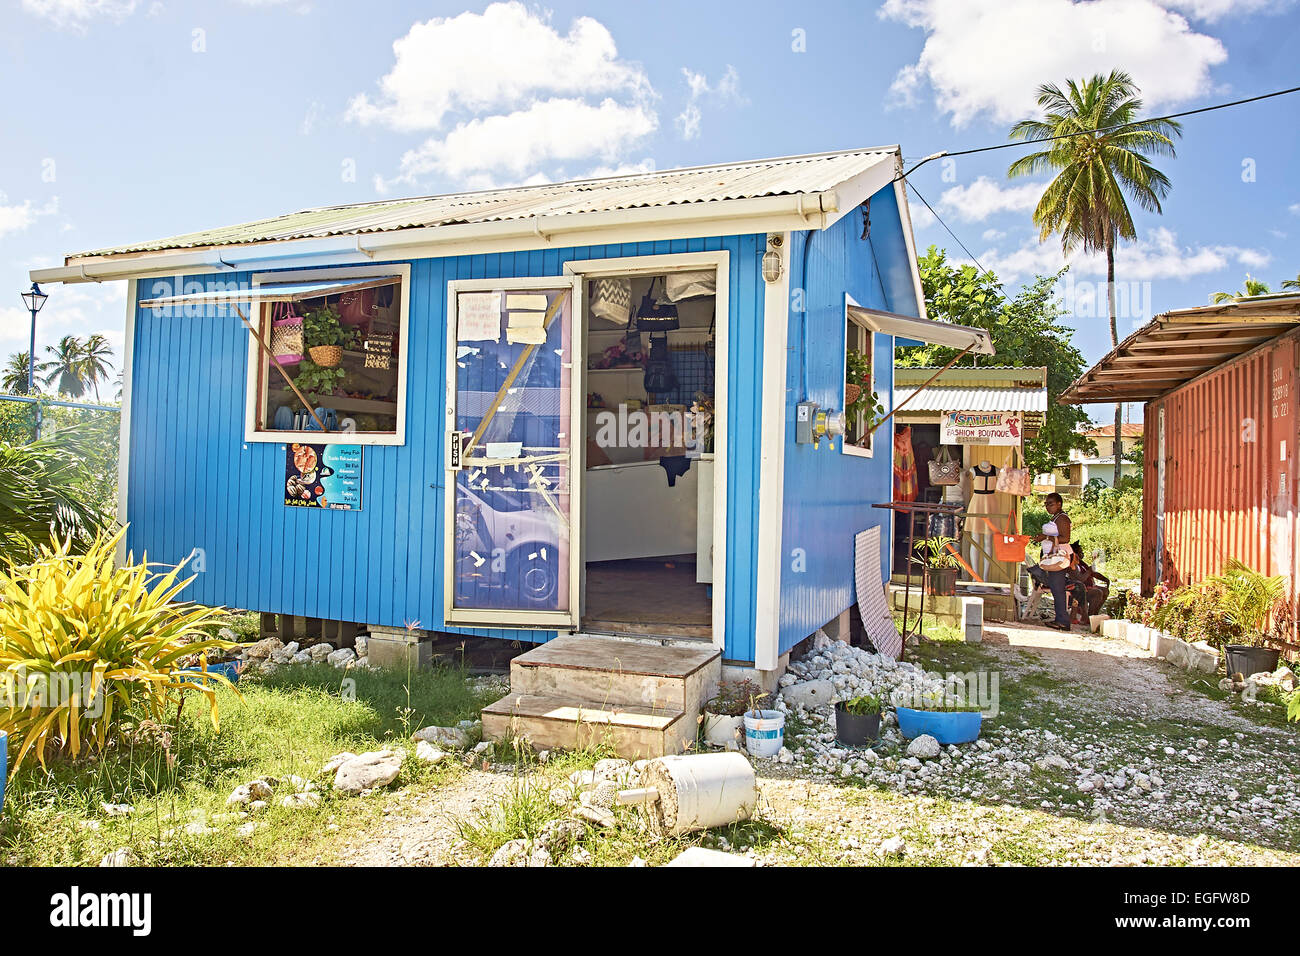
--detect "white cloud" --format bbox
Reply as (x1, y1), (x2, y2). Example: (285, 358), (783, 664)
(972, 226), (1271, 283)
(21, 0), (136, 30)
(676, 65), (743, 140)
(1290, 202), (1300, 216)
(908, 202), (936, 230)
(380, 97), (657, 191)
(0, 194), (59, 239)
(939, 176), (1042, 222)
(879, 0), (1228, 127)
(1161, 0), (1290, 20)
(982, 228), (1006, 241)
(348, 2), (651, 132)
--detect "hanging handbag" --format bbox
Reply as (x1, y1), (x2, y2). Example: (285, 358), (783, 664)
(270, 302), (304, 367)
(643, 333), (677, 395)
(996, 449), (1032, 496)
(928, 446), (961, 485)
(338, 288), (376, 326)
(590, 277), (632, 326)
(634, 277), (680, 331)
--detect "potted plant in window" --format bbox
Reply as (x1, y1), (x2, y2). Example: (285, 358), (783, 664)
(701, 679), (762, 747)
(303, 303), (359, 368)
(914, 535), (960, 596)
(845, 347), (871, 410)
(834, 693), (882, 746)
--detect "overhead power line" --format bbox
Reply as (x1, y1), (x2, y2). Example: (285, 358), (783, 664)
(894, 84), (1300, 182)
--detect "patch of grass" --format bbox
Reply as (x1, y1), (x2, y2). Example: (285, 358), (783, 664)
(0, 661), (494, 866)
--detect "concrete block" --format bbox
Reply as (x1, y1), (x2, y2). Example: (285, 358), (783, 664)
(960, 596), (983, 643)
(1089, 614), (1109, 634)
(367, 626), (430, 671)
(665, 846), (756, 867)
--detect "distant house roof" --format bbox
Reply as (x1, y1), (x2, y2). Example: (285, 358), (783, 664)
(63, 147), (900, 263)
(1083, 424), (1143, 438)
(1060, 294), (1300, 405)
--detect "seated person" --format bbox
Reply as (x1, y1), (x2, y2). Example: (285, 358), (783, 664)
(1066, 542), (1110, 620)
(1027, 492), (1073, 631)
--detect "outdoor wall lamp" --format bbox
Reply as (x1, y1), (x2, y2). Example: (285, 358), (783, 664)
(762, 234), (784, 283)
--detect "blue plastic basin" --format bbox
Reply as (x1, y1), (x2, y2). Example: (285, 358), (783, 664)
(894, 707), (983, 745)
(179, 661), (241, 685)
(1, 729), (7, 812)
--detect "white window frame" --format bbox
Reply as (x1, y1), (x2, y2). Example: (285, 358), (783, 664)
(843, 293), (877, 459)
(243, 262), (412, 446)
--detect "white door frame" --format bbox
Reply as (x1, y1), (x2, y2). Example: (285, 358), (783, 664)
(443, 276), (585, 629)
(564, 251), (730, 652)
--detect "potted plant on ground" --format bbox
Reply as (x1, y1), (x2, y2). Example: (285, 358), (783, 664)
(834, 693), (882, 746)
(302, 303), (359, 368)
(701, 679), (762, 747)
(893, 688), (983, 745)
(914, 535), (960, 596)
(1156, 560), (1285, 676)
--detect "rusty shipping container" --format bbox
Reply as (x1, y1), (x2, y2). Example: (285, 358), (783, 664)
(1143, 329), (1300, 632)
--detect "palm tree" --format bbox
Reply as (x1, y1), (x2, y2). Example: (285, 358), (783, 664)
(1281, 272), (1300, 291)
(80, 333), (114, 402)
(2, 352), (34, 395)
(1008, 70), (1180, 487)
(40, 335), (88, 399)
(1211, 275), (1271, 303)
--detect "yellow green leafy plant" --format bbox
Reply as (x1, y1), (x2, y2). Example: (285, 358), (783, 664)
(0, 528), (237, 775)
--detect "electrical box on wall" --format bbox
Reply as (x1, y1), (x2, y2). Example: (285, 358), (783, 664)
(796, 401), (819, 444)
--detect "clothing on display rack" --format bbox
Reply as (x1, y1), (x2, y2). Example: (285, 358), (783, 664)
(893, 426), (917, 502)
(966, 461), (998, 580)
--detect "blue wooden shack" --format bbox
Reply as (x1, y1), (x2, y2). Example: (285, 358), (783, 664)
(33, 149), (990, 697)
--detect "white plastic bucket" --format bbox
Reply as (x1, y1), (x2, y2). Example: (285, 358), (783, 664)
(703, 713), (744, 748)
(743, 709), (785, 758)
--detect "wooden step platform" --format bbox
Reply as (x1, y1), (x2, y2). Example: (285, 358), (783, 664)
(482, 634), (721, 759)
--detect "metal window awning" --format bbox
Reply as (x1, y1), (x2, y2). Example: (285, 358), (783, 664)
(1059, 294), (1300, 405)
(137, 275), (399, 309)
(847, 305), (994, 355)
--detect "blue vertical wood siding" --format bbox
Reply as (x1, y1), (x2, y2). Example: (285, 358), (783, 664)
(776, 185), (920, 655)
(125, 235), (765, 659)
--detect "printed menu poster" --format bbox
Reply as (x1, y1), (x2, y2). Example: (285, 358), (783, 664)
(285, 443), (364, 511)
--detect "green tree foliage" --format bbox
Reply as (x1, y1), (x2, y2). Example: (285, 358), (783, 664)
(898, 245), (1094, 476)
(2, 351), (34, 395)
(0, 424), (113, 564)
(1211, 275), (1271, 303)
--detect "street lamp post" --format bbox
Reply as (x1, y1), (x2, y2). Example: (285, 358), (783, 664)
(20, 282), (49, 439)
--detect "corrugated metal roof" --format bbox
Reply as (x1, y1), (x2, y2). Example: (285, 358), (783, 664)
(71, 148), (898, 260)
(1060, 294), (1300, 405)
(892, 385), (1048, 412)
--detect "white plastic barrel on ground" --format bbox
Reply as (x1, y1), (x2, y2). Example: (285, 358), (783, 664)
(639, 752), (757, 837)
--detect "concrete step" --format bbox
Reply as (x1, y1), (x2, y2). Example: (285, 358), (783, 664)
(481, 693), (691, 759)
(509, 633), (720, 712)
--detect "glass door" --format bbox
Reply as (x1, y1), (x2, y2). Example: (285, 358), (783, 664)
(444, 279), (582, 628)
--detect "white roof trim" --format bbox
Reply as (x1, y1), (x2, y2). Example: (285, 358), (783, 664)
(848, 305), (994, 355)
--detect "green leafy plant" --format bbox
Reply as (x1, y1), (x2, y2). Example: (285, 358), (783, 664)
(0, 529), (237, 774)
(0, 427), (110, 565)
(1153, 560), (1285, 648)
(301, 303), (359, 349)
(840, 693), (881, 716)
(705, 679), (765, 717)
(293, 359), (347, 398)
(912, 535), (960, 570)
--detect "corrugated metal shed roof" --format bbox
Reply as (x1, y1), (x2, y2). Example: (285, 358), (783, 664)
(893, 385), (1048, 413)
(72, 148), (898, 260)
(1060, 294), (1300, 404)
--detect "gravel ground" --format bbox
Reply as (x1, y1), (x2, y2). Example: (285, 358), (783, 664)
(335, 623), (1300, 867)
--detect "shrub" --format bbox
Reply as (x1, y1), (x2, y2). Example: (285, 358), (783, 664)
(705, 680), (767, 717)
(0, 529), (236, 773)
(1153, 560), (1285, 648)
(0, 428), (110, 564)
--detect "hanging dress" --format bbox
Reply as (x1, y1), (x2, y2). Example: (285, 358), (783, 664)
(893, 426), (917, 502)
(966, 463), (998, 581)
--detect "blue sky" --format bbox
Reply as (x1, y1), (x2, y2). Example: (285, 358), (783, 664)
(2, 0), (1298, 425)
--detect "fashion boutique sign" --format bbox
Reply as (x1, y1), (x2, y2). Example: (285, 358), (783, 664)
(940, 410), (1022, 446)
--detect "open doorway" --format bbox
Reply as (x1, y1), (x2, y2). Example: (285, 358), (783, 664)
(580, 270), (718, 639)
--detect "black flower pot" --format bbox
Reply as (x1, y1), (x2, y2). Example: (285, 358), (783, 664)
(834, 703), (881, 746)
(1223, 644), (1280, 678)
(925, 566), (959, 596)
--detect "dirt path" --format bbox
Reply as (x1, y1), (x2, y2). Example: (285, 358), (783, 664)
(979, 621), (1285, 735)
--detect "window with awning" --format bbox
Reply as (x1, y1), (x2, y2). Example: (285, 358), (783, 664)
(140, 271), (408, 444)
